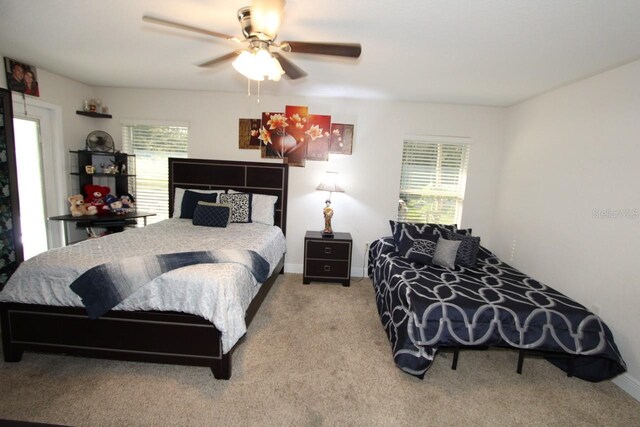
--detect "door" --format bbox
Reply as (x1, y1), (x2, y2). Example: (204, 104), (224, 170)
(12, 99), (65, 257)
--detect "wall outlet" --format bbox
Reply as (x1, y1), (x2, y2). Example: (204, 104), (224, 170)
(510, 236), (517, 262)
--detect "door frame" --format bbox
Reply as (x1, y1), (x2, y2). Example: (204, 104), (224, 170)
(12, 97), (66, 249)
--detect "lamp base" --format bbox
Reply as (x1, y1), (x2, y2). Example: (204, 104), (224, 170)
(321, 231), (334, 238)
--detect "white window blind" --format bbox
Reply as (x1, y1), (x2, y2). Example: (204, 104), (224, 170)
(122, 123), (188, 223)
(398, 138), (470, 225)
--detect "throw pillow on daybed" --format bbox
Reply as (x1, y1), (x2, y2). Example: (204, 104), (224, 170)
(192, 202), (231, 227)
(445, 230), (481, 268)
(389, 220), (458, 251)
(180, 190), (218, 219)
(432, 238), (462, 269)
(219, 193), (253, 223)
(401, 234), (440, 265)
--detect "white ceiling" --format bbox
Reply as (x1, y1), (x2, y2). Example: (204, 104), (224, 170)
(1, 0), (640, 106)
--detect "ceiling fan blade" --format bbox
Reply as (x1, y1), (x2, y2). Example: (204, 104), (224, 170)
(142, 15), (238, 41)
(272, 53), (307, 80)
(282, 41), (362, 58)
(197, 51), (241, 68)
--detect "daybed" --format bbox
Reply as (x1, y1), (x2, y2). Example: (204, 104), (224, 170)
(368, 222), (626, 382)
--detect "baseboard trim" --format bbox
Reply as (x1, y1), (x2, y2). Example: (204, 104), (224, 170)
(284, 263), (303, 274)
(612, 373), (640, 402)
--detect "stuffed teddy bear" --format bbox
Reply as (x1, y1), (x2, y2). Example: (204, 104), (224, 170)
(84, 184), (111, 211)
(68, 194), (98, 217)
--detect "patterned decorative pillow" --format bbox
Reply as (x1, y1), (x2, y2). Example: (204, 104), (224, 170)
(456, 228), (473, 236)
(218, 193), (253, 223)
(180, 190), (218, 219)
(389, 220), (457, 251)
(192, 202), (231, 227)
(228, 190), (278, 225)
(403, 234), (440, 265)
(432, 238), (462, 269)
(445, 230), (481, 267)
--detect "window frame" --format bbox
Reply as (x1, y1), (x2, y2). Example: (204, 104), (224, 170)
(121, 119), (189, 223)
(398, 135), (472, 226)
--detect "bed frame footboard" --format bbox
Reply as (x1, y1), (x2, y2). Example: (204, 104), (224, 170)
(0, 256), (283, 380)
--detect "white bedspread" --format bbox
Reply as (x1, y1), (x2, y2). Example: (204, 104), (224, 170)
(0, 219), (287, 353)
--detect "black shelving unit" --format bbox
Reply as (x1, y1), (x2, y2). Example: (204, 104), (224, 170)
(69, 150), (135, 198)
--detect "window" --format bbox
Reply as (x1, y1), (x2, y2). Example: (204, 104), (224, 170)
(398, 136), (471, 225)
(122, 122), (188, 223)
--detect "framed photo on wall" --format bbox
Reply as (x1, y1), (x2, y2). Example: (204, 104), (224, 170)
(4, 57), (40, 97)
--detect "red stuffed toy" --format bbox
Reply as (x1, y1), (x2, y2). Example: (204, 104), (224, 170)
(84, 184), (111, 213)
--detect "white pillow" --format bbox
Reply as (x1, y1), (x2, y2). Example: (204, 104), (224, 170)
(228, 190), (278, 225)
(173, 188), (225, 218)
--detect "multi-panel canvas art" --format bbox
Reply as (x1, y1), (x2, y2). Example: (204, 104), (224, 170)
(239, 105), (354, 167)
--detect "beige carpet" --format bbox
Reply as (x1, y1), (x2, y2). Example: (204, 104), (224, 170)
(1, 274), (638, 426)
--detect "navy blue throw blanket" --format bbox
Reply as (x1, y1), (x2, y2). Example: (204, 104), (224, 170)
(70, 249), (270, 319)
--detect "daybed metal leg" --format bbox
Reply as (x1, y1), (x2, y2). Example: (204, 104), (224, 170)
(567, 356), (575, 377)
(211, 354), (232, 380)
(451, 348), (460, 370)
(517, 349), (525, 374)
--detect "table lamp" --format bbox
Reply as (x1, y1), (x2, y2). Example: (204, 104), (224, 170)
(316, 171), (344, 237)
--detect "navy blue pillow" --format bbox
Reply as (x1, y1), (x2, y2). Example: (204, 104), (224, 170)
(445, 230), (481, 267)
(401, 234), (440, 265)
(192, 203), (230, 227)
(181, 190), (218, 219)
(389, 220), (456, 251)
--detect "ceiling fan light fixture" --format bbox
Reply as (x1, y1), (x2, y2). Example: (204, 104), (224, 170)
(232, 47), (284, 82)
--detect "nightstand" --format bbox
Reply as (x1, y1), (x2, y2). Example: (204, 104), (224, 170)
(303, 231), (352, 286)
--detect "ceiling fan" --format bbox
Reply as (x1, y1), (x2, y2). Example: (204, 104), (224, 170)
(142, 0), (362, 81)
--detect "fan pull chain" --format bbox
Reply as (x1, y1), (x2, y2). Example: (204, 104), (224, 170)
(257, 80), (261, 104)
(247, 78), (251, 97)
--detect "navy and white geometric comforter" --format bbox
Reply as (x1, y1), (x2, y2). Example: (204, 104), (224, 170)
(368, 237), (626, 382)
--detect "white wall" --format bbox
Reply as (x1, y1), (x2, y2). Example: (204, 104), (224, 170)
(92, 87), (506, 274)
(494, 59), (640, 395)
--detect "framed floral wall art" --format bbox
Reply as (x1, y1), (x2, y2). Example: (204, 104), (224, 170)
(329, 123), (354, 155)
(238, 118), (262, 149)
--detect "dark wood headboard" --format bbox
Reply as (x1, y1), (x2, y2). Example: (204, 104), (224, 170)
(168, 158), (289, 235)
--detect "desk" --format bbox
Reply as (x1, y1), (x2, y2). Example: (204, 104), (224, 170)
(49, 211), (156, 245)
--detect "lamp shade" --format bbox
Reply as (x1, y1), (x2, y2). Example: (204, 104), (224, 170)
(232, 47), (285, 82)
(316, 171), (344, 193)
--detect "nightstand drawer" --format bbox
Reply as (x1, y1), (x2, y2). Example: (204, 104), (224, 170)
(306, 240), (351, 260)
(305, 259), (350, 279)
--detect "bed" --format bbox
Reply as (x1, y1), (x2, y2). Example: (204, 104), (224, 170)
(368, 225), (626, 382)
(0, 158), (288, 379)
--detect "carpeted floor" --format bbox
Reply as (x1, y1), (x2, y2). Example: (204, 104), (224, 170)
(1, 274), (639, 426)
